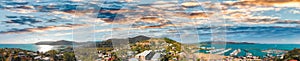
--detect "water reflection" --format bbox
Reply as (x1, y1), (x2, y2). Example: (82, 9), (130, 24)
(37, 45), (54, 52)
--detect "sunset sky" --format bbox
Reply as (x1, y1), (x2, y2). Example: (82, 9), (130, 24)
(1, 0), (300, 44)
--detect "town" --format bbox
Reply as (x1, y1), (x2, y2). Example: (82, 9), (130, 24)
(1, 36), (300, 61)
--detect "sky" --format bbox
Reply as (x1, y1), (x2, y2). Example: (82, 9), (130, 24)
(0, 0), (300, 44)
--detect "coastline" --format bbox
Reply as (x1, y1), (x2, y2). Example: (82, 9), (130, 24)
(1, 43), (300, 61)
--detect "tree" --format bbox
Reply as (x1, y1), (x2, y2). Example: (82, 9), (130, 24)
(63, 52), (76, 61)
(283, 48), (300, 61)
(46, 50), (58, 61)
(47, 50), (58, 57)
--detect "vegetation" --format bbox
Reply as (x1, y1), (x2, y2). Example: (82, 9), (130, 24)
(164, 38), (182, 52)
(63, 52), (76, 61)
(162, 38), (182, 61)
(281, 48), (300, 61)
(97, 47), (113, 51)
(130, 44), (150, 53)
(46, 50), (58, 57)
(74, 48), (98, 61)
(0, 48), (76, 61)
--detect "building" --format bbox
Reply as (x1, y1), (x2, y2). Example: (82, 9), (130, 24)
(151, 53), (161, 61)
(135, 50), (152, 61)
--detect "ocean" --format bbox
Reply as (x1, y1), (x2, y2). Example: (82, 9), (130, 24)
(200, 44), (300, 57)
(0, 44), (67, 52)
(0, 44), (38, 51)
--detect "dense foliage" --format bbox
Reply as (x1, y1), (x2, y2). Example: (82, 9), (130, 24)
(164, 38), (182, 52)
(282, 48), (300, 61)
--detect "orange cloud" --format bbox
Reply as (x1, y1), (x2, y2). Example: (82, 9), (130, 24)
(235, 0), (300, 7)
(1, 24), (85, 34)
(175, 12), (213, 19)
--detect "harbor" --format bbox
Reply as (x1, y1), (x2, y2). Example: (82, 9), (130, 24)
(198, 44), (292, 59)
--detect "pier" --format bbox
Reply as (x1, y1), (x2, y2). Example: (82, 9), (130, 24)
(207, 48), (225, 53)
(230, 49), (241, 56)
(215, 48), (232, 55)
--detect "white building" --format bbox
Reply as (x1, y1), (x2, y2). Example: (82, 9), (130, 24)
(150, 53), (161, 61)
(135, 50), (152, 61)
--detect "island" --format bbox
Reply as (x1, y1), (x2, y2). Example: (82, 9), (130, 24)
(35, 40), (77, 45)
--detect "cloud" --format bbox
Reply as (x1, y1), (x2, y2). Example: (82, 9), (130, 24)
(236, 18), (279, 24)
(139, 16), (164, 23)
(7, 9), (37, 14)
(53, 32), (73, 36)
(290, 9), (300, 14)
(93, 28), (139, 33)
(174, 12), (213, 19)
(275, 20), (300, 24)
(234, 0), (300, 7)
(181, 2), (201, 8)
(0, 24), (85, 34)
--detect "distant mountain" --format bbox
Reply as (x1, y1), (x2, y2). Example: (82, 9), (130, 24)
(34, 35), (151, 46)
(97, 35), (151, 47)
(35, 40), (76, 45)
(200, 41), (256, 44)
(128, 35), (151, 43)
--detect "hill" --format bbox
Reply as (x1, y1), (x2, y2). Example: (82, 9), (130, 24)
(35, 40), (76, 45)
(96, 35), (151, 48)
(281, 48), (300, 61)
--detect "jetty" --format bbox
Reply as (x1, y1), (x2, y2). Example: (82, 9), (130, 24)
(215, 48), (232, 55)
(207, 48), (225, 53)
(230, 49), (241, 56)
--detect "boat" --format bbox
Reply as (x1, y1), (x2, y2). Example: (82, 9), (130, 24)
(266, 53), (273, 57)
(246, 52), (253, 58)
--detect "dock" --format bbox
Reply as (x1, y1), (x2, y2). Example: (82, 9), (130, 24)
(215, 48), (232, 55)
(230, 49), (241, 56)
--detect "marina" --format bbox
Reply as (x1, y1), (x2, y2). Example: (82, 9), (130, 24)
(199, 44), (298, 58)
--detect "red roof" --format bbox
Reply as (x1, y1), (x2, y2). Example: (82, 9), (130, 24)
(289, 60), (298, 61)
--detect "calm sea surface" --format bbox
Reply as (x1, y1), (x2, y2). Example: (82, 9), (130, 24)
(0, 44), (65, 52)
(0, 44), (38, 51)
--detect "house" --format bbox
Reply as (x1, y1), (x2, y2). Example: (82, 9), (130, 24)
(42, 57), (50, 61)
(135, 50), (152, 61)
(151, 53), (161, 61)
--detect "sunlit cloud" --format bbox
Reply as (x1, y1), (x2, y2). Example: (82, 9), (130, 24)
(236, 0), (300, 8)
(290, 9), (300, 14)
(1, 24), (85, 34)
(1, 0), (300, 44)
